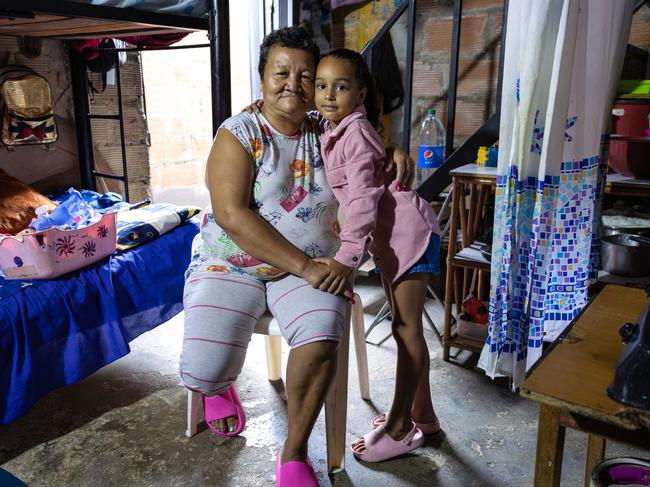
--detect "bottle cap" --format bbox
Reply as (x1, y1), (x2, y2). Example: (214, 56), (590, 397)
(427, 107), (436, 116)
(35, 205), (49, 217)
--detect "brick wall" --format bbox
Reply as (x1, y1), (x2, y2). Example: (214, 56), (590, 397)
(335, 1), (650, 160)
(334, 0), (504, 159)
(629, 3), (650, 79)
(630, 4), (650, 49)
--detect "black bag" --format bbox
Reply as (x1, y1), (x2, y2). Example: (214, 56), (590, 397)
(85, 38), (117, 93)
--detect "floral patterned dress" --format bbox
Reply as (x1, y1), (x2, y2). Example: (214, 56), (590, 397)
(187, 111), (340, 280)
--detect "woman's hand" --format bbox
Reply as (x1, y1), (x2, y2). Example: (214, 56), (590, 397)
(385, 146), (415, 190)
(241, 99), (264, 113)
(313, 257), (353, 296)
(301, 258), (333, 289)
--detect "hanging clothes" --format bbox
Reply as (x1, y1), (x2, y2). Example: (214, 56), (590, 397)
(118, 32), (189, 48)
(479, 0), (634, 388)
(371, 32), (404, 115)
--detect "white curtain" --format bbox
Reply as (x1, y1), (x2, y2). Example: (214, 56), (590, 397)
(479, 0), (634, 388)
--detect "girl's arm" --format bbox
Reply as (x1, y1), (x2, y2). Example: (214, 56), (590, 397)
(208, 128), (331, 287)
(334, 124), (386, 270)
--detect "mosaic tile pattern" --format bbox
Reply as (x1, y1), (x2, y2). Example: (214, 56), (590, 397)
(485, 153), (602, 382)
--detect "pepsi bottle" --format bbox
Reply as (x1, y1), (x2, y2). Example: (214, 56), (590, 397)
(416, 108), (446, 188)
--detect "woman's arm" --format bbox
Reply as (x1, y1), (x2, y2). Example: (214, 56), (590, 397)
(242, 100), (414, 187)
(207, 129), (329, 286)
(385, 145), (415, 189)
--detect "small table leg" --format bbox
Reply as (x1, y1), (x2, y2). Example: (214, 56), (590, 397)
(584, 434), (606, 487)
(535, 403), (566, 487)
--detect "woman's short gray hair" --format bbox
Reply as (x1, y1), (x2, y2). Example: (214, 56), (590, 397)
(258, 26), (320, 80)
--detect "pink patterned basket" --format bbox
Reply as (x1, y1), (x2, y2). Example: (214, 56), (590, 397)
(0, 211), (116, 280)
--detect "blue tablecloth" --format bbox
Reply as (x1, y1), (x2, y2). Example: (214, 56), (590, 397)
(0, 219), (198, 424)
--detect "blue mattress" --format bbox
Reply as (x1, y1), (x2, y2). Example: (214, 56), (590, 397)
(0, 219), (199, 425)
(66, 0), (208, 17)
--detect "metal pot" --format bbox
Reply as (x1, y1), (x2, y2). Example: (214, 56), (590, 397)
(602, 224), (650, 238)
(600, 234), (650, 277)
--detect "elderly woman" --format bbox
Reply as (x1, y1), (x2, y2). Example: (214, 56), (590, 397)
(180, 26), (413, 486)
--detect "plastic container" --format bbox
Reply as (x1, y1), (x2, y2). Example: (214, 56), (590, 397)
(608, 136), (650, 178)
(611, 101), (650, 137)
(457, 314), (489, 341)
(609, 101), (650, 178)
(0, 211), (116, 280)
(416, 107), (445, 188)
(591, 456), (650, 486)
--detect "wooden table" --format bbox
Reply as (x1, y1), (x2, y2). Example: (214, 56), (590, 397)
(521, 284), (650, 486)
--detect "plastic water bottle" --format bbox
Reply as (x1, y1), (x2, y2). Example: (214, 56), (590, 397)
(30, 205), (53, 232)
(416, 108), (446, 188)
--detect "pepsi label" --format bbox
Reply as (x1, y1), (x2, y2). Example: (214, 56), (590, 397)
(417, 145), (444, 168)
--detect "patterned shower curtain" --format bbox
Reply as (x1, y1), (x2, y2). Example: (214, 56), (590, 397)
(478, 0), (634, 388)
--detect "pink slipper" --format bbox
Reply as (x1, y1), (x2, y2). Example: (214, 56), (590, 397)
(371, 412), (441, 435)
(276, 453), (318, 487)
(352, 424), (424, 462)
(202, 384), (246, 437)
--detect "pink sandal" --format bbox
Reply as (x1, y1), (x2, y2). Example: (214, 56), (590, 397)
(352, 423), (424, 462)
(202, 384), (246, 437)
(276, 453), (318, 487)
(371, 412), (441, 435)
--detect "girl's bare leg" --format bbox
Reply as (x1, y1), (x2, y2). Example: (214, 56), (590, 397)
(353, 273), (430, 455)
(382, 273), (430, 439)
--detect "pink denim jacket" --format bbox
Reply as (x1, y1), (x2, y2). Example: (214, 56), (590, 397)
(320, 106), (441, 283)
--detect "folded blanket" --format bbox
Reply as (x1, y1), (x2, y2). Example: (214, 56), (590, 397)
(116, 203), (201, 250)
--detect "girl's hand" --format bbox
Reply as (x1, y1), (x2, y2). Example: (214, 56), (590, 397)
(313, 257), (353, 296)
(385, 146), (415, 191)
(241, 99), (264, 113)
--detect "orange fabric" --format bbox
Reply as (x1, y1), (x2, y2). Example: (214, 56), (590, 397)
(0, 169), (57, 235)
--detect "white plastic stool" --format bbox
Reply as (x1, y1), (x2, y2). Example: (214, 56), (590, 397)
(186, 293), (368, 473)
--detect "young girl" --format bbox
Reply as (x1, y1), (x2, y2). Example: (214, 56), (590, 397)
(312, 48), (443, 462)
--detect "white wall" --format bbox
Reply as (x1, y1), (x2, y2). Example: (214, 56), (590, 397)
(142, 2), (254, 208)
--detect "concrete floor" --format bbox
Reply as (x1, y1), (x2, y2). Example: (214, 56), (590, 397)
(0, 276), (638, 487)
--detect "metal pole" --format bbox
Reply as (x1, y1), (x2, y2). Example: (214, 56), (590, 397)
(634, 0), (648, 13)
(446, 0), (462, 158)
(0, 0), (207, 30)
(69, 48), (96, 191)
(402, 0), (416, 154)
(209, 0), (231, 135)
(100, 44), (211, 53)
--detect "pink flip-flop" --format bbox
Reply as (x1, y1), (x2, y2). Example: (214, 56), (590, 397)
(276, 453), (318, 487)
(202, 384), (246, 437)
(371, 412), (441, 435)
(352, 424), (424, 463)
